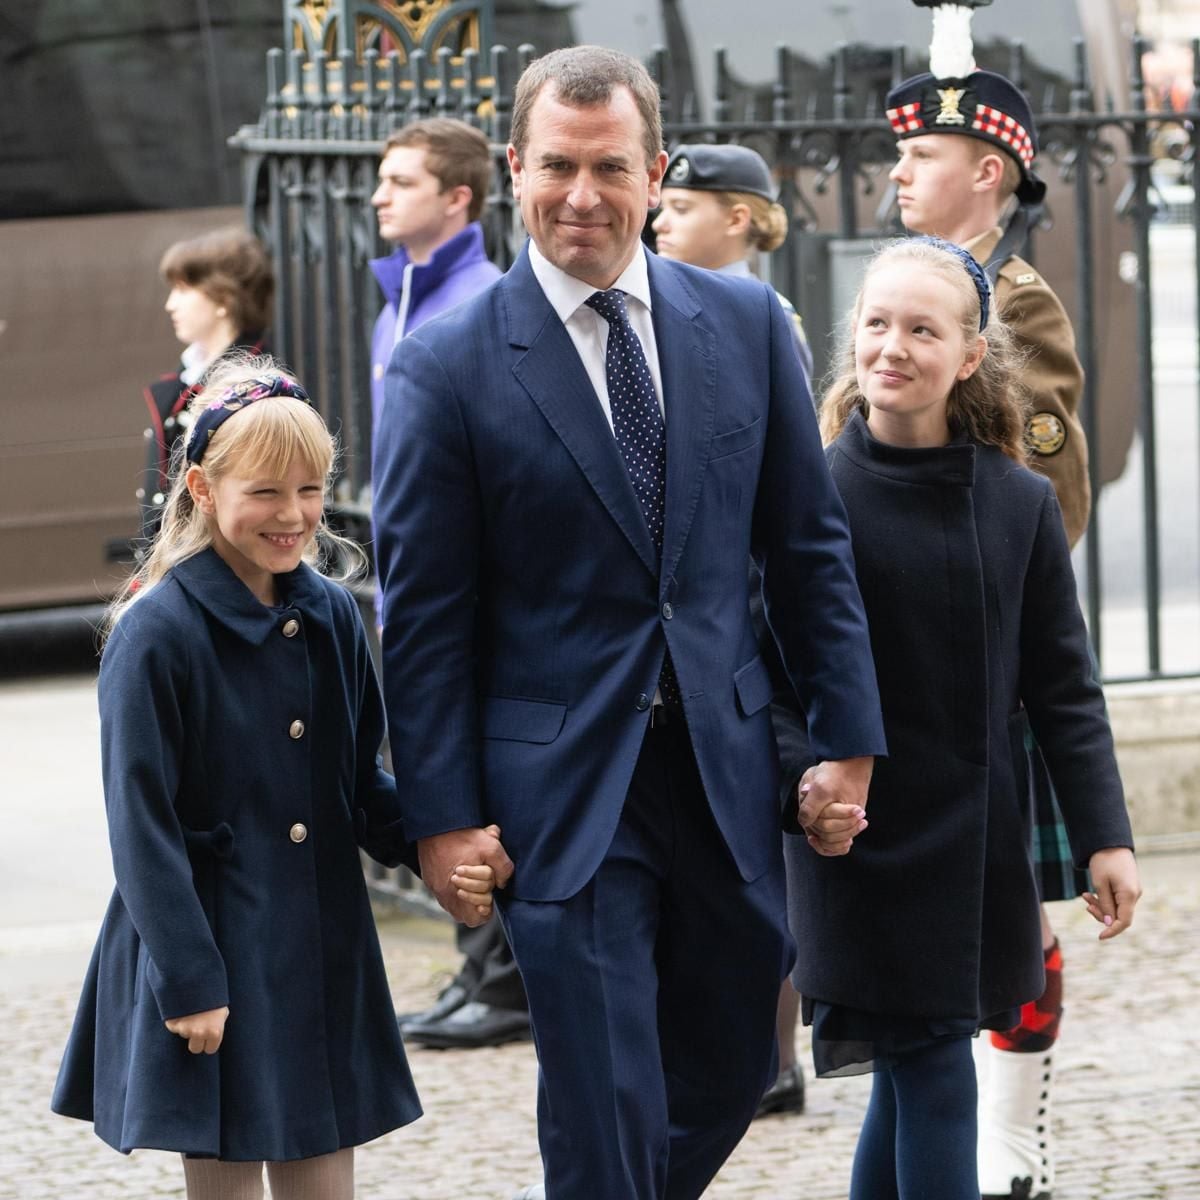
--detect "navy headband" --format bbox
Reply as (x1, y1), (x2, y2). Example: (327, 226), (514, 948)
(185, 375), (311, 465)
(910, 234), (991, 331)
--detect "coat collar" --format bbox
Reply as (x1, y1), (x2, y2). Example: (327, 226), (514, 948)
(369, 223), (488, 305)
(500, 243), (715, 584)
(836, 410), (977, 487)
(171, 547), (334, 644)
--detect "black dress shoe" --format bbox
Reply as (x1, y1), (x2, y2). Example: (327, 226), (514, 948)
(396, 982), (469, 1030)
(404, 1000), (533, 1049)
(755, 1062), (806, 1117)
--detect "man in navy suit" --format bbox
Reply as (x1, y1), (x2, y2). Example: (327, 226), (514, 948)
(373, 45), (886, 1199)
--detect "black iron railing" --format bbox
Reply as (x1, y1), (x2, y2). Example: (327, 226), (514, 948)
(231, 32), (1200, 688)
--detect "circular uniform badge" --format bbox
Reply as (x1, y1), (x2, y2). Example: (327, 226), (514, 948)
(668, 156), (691, 183)
(1026, 411), (1067, 456)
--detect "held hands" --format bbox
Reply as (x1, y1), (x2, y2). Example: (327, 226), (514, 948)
(418, 823), (514, 927)
(164, 1006), (229, 1055)
(1082, 847), (1142, 940)
(796, 756), (874, 857)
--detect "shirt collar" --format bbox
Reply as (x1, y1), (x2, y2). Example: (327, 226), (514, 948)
(717, 259), (753, 278)
(527, 239), (653, 324)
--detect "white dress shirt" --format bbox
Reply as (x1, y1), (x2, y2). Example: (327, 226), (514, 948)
(527, 240), (665, 428)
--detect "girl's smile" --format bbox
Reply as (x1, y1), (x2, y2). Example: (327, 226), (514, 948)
(190, 460), (325, 604)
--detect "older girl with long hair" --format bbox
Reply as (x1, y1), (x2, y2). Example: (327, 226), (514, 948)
(786, 238), (1140, 1199)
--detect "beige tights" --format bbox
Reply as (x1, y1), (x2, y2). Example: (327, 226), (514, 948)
(182, 1146), (354, 1200)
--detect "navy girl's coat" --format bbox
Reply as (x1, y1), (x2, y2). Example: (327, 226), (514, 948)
(52, 548), (422, 1161)
(786, 413), (1133, 1023)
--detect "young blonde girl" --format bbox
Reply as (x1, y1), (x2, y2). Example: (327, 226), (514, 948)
(784, 238), (1140, 1199)
(53, 357), (499, 1199)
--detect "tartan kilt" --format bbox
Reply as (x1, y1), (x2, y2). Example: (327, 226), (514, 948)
(1026, 729), (1091, 901)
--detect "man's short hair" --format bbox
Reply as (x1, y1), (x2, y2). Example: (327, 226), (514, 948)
(510, 45), (663, 168)
(383, 118), (493, 223)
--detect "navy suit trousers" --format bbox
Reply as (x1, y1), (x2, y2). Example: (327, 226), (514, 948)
(498, 719), (792, 1199)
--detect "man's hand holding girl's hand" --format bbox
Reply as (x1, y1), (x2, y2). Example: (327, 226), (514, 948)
(796, 757), (873, 857)
(419, 823), (513, 926)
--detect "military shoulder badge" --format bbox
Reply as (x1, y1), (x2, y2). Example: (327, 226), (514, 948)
(1014, 272), (1038, 285)
(1026, 411), (1067, 456)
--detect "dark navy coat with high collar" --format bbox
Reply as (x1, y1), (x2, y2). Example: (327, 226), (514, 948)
(787, 413), (1133, 1024)
(52, 548), (422, 1162)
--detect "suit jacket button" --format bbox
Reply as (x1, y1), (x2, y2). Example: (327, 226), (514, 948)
(661, 602), (674, 620)
(635, 693), (650, 711)
(281, 618), (300, 638)
(289, 822), (308, 843)
(289, 719), (306, 739)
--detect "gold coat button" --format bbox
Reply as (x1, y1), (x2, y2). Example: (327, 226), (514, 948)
(289, 719), (305, 739)
(281, 618), (300, 638)
(289, 823), (308, 843)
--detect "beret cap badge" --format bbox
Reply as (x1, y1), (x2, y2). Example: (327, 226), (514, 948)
(934, 85), (969, 125)
(668, 156), (691, 183)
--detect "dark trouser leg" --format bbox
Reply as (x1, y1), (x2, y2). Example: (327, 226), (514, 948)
(499, 722), (789, 1200)
(463, 916), (528, 1011)
(657, 728), (789, 1200)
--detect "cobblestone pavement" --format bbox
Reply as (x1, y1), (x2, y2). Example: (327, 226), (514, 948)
(1, 679), (1198, 1198)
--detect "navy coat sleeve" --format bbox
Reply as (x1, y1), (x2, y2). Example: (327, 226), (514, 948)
(342, 590), (419, 871)
(99, 606), (229, 1021)
(1017, 484), (1134, 864)
(372, 334), (485, 841)
(751, 285), (886, 763)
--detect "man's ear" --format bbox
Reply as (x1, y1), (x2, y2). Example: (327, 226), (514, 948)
(507, 144), (523, 199)
(186, 465), (215, 515)
(444, 183), (474, 220)
(645, 149), (669, 210)
(974, 152), (1006, 194)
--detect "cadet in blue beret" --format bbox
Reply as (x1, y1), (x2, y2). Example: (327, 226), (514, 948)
(884, 7), (1093, 1198)
(654, 143), (813, 384)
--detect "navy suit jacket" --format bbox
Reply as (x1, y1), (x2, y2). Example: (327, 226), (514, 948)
(373, 244), (885, 901)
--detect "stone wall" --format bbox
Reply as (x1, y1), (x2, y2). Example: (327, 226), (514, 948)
(1108, 680), (1200, 839)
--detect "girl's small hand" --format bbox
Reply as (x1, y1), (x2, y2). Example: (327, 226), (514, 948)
(1082, 847), (1142, 940)
(452, 863), (497, 919)
(165, 1006), (229, 1054)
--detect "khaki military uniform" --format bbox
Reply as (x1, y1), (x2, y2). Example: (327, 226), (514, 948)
(964, 227), (1091, 547)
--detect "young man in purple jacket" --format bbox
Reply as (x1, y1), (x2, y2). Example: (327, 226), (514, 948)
(369, 118), (503, 431)
(370, 119), (525, 1052)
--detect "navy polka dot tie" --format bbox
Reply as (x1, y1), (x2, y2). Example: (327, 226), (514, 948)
(586, 288), (680, 708)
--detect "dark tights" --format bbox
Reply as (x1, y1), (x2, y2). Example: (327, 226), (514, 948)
(849, 1034), (978, 1200)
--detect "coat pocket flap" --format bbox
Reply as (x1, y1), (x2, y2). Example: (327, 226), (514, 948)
(481, 696), (568, 744)
(709, 417), (762, 460)
(733, 655), (772, 716)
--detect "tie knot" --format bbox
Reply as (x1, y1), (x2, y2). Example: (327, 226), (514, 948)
(585, 289), (630, 326)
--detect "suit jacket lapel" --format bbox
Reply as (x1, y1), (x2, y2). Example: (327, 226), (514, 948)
(649, 255), (717, 583)
(505, 247), (660, 578)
